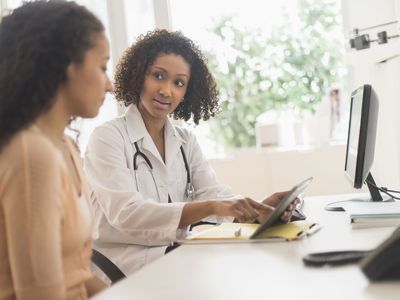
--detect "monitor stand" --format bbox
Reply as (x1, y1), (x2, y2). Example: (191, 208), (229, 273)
(325, 173), (393, 211)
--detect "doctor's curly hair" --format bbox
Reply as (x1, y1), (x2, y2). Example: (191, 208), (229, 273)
(114, 29), (220, 125)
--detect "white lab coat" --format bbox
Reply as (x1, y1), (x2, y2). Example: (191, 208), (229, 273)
(84, 105), (235, 275)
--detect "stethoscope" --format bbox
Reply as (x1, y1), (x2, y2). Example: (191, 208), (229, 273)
(133, 142), (195, 201)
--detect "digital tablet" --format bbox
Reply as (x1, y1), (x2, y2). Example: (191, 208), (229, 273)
(250, 177), (313, 239)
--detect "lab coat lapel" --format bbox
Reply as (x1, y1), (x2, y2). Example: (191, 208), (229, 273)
(164, 120), (185, 170)
(141, 136), (163, 164)
(124, 105), (145, 144)
(124, 105), (164, 164)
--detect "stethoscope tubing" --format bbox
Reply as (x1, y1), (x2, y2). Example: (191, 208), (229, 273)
(132, 141), (194, 201)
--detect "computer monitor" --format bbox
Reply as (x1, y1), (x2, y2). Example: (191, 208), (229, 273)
(325, 84), (384, 211)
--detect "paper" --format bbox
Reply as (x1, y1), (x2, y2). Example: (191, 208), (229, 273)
(187, 220), (319, 241)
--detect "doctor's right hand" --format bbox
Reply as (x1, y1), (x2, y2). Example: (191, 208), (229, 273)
(180, 198), (274, 228)
(211, 198), (274, 223)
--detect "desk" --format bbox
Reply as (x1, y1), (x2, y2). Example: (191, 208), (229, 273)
(92, 194), (400, 300)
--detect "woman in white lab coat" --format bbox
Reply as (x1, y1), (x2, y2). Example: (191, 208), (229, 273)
(84, 30), (296, 275)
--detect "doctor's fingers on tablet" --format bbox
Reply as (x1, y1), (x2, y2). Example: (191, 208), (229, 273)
(240, 198), (275, 223)
(263, 192), (300, 209)
(238, 198), (275, 223)
(279, 202), (297, 222)
(228, 199), (260, 222)
(280, 211), (292, 222)
(213, 199), (270, 223)
(262, 190), (291, 206)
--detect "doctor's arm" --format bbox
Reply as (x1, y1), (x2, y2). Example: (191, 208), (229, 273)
(85, 124), (188, 245)
(84, 125), (275, 242)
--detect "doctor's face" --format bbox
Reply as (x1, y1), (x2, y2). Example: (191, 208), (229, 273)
(138, 53), (190, 122)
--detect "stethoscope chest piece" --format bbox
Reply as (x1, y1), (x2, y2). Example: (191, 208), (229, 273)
(186, 182), (195, 200)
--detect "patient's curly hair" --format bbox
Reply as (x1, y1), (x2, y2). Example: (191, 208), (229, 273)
(0, 0), (104, 151)
(114, 29), (220, 125)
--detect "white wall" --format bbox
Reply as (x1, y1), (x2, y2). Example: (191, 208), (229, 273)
(209, 144), (359, 199)
(342, 0), (400, 189)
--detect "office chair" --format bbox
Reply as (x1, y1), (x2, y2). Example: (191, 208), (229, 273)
(91, 249), (126, 284)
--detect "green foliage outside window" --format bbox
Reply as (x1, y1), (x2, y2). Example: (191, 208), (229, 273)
(206, 0), (345, 149)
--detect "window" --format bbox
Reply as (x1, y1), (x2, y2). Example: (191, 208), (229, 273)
(73, 0), (118, 152)
(170, 0), (347, 157)
(124, 0), (155, 44)
(75, 0), (156, 152)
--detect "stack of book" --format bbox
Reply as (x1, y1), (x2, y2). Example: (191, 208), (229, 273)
(344, 202), (400, 228)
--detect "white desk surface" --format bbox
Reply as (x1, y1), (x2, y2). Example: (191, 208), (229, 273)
(92, 194), (400, 300)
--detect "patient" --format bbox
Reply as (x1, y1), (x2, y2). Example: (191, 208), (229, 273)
(0, 1), (112, 299)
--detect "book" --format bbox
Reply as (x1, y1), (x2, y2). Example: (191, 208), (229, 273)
(351, 217), (400, 229)
(343, 202), (400, 229)
(344, 202), (400, 218)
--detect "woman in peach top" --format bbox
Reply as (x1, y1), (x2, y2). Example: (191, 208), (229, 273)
(0, 1), (112, 299)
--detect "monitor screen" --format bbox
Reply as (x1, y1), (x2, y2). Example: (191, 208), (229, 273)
(345, 88), (364, 186)
(326, 84), (383, 211)
(344, 84), (382, 201)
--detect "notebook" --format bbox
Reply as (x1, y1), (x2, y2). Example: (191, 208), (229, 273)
(186, 220), (320, 243)
(184, 177), (318, 243)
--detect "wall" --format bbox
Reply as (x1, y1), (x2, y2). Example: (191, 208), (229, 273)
(209, 144), (359, 199)
(342, 0), (400, 190)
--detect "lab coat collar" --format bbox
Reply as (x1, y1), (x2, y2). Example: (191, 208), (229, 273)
(124, 105), (186, 166)
(124, 105), (148, 144)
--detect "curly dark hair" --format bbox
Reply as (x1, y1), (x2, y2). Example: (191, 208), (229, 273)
(114, 29), (220, 125)
(0, 0), (104, 151)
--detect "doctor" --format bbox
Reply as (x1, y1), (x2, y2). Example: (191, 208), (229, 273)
(84, 29), (297, 275)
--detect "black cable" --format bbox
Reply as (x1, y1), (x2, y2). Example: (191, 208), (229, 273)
(365, 179), (400, 200)
(388, 34), (400, 40)
(377, 189), (400, 200)
(381, 187), (400, 194)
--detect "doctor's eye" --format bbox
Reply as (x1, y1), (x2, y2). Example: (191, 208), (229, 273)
(152, 72), (163, 80)
(175, 79), (185, 88)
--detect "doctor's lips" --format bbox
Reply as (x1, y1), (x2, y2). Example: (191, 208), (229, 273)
(153, 98), (171, 107)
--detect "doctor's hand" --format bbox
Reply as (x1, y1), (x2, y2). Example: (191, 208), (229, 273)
(258, 191), (300, 224)
(180, 199), (273, 228)
(211, 198), (274, 223)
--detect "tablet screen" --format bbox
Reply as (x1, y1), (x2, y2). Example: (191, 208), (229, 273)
(250, 177), (313, 239)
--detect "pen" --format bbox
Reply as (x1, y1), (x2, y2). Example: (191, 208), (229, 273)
(234, 227), (241, 237)
(297, 194), (305, 210)
(307, 223), (321, 235)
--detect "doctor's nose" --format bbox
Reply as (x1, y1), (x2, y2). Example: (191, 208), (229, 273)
(159, 82), (172, 98)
